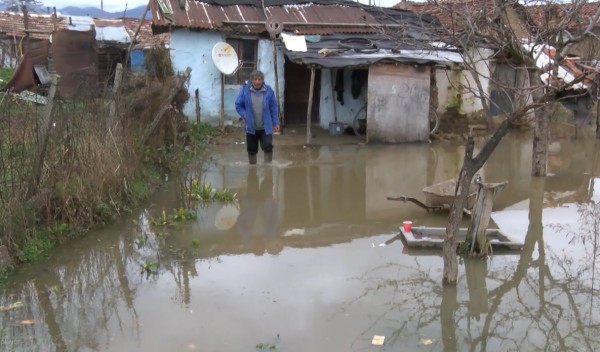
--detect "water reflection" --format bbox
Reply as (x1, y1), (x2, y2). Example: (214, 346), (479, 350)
(237, 168), (282, 255)
(1, 132), (600, 351)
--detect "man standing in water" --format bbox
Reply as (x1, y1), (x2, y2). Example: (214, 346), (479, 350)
(235, 70), (280, 165)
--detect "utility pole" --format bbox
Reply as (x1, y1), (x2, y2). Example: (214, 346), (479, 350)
(101, 0), (104, 16)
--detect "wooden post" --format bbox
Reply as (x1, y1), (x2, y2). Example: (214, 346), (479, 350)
(124, 3), (150, 74)
(195, 88), (201, 124)
(108, 63), (123, 132)
(220, 73), (225, 130)
(306, 66), (316, 145)
(22, 5), (30, 51)
(27, 75), (60, 199)
(272, 40), (283, 132)
(52, 7), (57, 31)
(596, 94), (600, 139)
(330, 69), (337, 123)
(139, 67), (192, 146)
(466, 180), (508, 255)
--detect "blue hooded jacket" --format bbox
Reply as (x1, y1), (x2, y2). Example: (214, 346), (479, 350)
(235, 82), (279, 135)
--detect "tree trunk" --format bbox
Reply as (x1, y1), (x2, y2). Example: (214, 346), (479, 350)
(532, 104), (551, 176)
(443, 135), (475, 285)
(529, 71), (552, 177)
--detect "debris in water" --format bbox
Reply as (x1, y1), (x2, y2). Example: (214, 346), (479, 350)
(372, 335), (385, 346)
(283, 228), (305, 237)
(419, 338), (433, 345)
(0, 301), (23, 311)
(20, 320), (37, 325)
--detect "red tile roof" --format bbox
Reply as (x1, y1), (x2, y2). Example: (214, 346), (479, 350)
(122, 18), (170, 49)
(526, 2), (600, 31)
(0, 11), (65, 39)
(394, 0), (501, 32)
(0, 11), (169, 49)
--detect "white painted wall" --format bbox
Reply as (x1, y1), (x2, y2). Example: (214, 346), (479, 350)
(170, 29), (284, 125)
(434, 47), (495, 117)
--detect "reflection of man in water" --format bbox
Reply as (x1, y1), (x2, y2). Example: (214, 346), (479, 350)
(236, 168), (282, 255)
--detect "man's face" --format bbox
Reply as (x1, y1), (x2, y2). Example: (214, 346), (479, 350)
(251, 75), (263, 89)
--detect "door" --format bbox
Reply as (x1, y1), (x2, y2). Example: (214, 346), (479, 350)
(283, 58), (320, 125)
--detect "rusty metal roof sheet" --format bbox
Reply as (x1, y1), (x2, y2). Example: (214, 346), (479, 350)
(150, 0), (439, 36)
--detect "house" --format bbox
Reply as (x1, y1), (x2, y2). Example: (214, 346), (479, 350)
(0, 9), (169, 97)
(525, 2), (600, 60)
(122, 18), (170, 73)
(149, 0), (464, 143)
(395, 0), (600, 123)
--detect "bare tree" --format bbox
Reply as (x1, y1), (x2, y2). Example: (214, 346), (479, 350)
(418, 0), (600, 284)
(1, 0), (41, 11)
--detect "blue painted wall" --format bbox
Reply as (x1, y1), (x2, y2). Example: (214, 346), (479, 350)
(318, 68), (367, 130)
(130, 50), (145, 73)
(170, 29), (285, 126)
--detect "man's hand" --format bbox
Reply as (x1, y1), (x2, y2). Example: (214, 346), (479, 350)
(273, 124), (281, 133)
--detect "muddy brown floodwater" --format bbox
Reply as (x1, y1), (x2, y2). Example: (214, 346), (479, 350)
(1, 128), (600, 352)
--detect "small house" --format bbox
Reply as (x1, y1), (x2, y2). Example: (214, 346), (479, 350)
(149, 0), (464, 143)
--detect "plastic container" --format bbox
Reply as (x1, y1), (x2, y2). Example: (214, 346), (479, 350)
(329, 122), (345, 136)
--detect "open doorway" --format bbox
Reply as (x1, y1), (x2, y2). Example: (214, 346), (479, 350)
(283, 58), (321, 126)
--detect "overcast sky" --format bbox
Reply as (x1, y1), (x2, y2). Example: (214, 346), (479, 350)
(44, 0), (149, 12)
(43, 0), (402, 13)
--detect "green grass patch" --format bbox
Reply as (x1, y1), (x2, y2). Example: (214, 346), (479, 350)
(0, 68), (14, 82)
(189, 122), (220, 145)
(149, 208), (197, 227)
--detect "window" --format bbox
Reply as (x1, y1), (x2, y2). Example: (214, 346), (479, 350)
(224, 38), (257, 85)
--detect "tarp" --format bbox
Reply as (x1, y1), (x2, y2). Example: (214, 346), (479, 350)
(283, 34), (463, 68)
(0, 40), (49, 93)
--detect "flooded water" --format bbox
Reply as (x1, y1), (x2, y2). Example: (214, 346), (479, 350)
(1, 129), (600, 351)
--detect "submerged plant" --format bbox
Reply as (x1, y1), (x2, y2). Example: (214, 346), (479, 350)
(186, 178), (237, 203)
(149, 208), (196, 226)
(256, 343), (278, 350)
(140, 260), (159, 276)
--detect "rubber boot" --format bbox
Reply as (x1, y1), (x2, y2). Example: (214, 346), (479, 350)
(248, 154), (257, 165)
(264, 152), (273, 163)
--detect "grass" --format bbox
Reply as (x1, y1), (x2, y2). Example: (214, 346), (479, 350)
(0, 68), (14, 83)
(189, 122), (220, 145)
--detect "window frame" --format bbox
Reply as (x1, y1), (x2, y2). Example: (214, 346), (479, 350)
(224, 37), (258, 85)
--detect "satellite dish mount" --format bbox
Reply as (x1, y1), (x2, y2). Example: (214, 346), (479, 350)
(266, 17), (283, 39)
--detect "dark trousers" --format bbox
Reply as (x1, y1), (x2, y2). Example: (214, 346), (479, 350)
(246, 130), (273, 155)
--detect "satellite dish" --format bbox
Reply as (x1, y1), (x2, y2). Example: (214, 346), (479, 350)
(212, 42), (239, 75)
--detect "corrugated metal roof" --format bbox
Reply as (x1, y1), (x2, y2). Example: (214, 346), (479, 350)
(64, 16), (131, 44)
(150, 0), (425, 35)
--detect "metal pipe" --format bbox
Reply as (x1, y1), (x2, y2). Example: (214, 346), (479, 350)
(221, 20), (406, 27)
